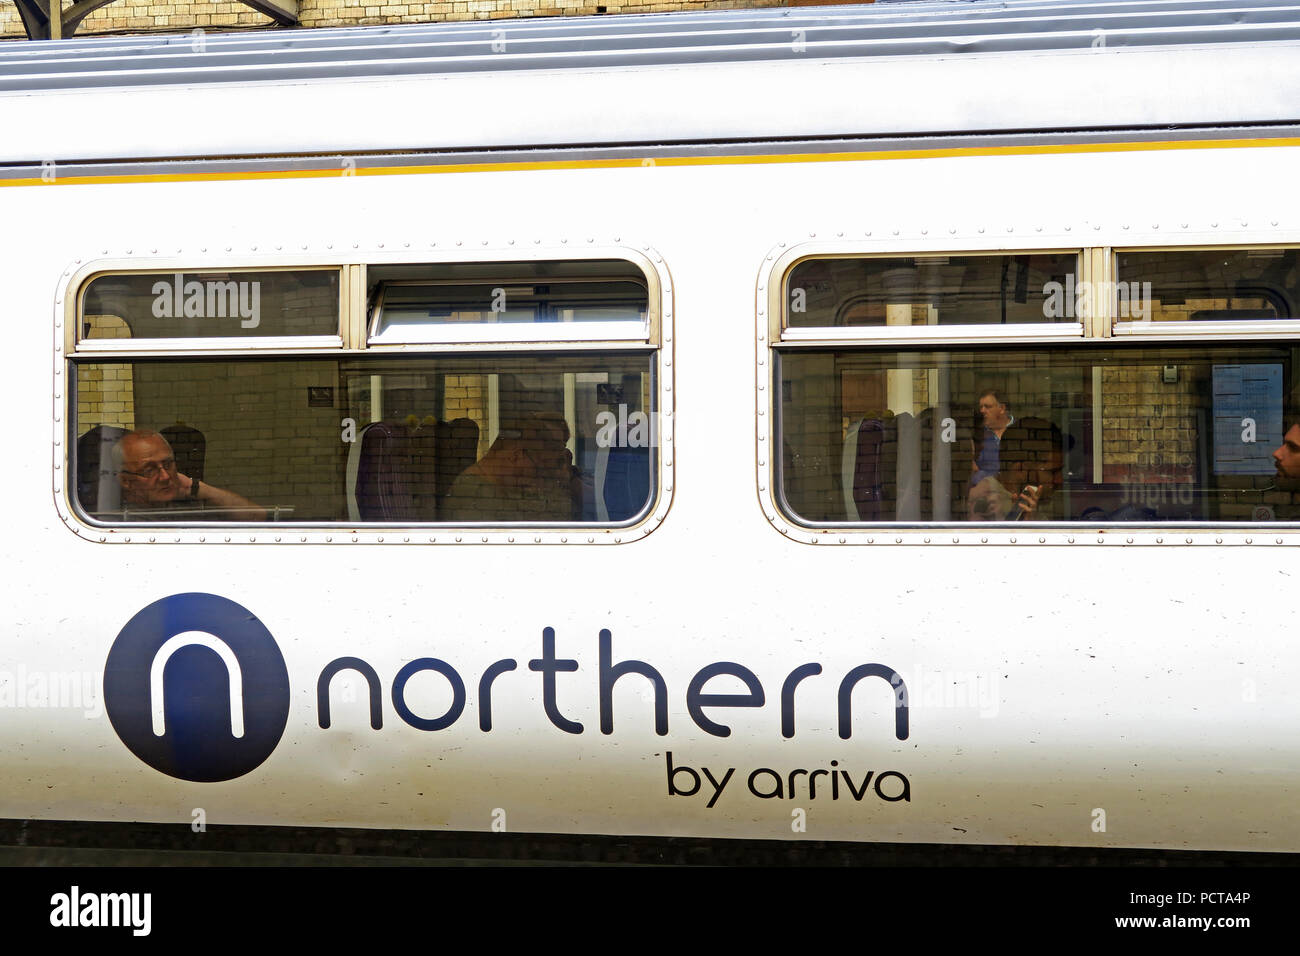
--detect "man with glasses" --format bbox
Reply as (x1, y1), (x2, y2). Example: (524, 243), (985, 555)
(113, 429), (265, 520)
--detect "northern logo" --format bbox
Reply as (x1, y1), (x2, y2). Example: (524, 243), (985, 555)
(103, 593), (289, 782)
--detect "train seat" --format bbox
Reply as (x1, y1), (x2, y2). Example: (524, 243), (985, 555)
(76, 424), (129, 515)
(346, 422), (419, 521)
(346, 419), (484, 521)
(434, 418), (479, 502)
(593, 443), (651, 522)
(160, 424), (206, 483)
(842, 418), (885, 521)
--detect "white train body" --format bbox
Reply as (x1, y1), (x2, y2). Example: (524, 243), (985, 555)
(2, 1), (1299, 853)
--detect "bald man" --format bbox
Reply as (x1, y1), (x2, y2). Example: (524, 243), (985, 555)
(113, 429), (265, 520)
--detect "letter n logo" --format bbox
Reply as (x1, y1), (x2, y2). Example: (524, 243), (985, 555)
(104, 593), (290, 781)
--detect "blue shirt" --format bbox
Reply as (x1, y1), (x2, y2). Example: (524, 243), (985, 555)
(971, 416), (1013, 486)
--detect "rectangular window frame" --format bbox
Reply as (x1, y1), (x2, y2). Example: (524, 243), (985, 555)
(774, 247), (1088, 347)
(58, 246), (672, 544)
(1111, 244), (1300, 340)
(762, 238), (1300, 544)
(72, 263), (349, 354)
(367, 270), (652, 347)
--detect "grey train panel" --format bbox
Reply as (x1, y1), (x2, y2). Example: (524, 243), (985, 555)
(2, 0), (1300, 90)
(3, 48), (1299, 161)
(2, 2), (1299, 162)
(4, 124), (1300, 182)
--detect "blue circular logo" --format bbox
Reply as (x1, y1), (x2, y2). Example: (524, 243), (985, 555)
(104, 593), (290, 782)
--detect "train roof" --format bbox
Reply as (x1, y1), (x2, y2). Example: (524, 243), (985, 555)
(3, 0), (1300, 90)
(2, 0), (1299, 165)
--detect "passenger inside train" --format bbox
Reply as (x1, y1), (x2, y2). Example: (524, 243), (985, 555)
(442, 411), (582, 522)
(778, 248), (1300, 524)
(71, 261), (657, 524)
(113, 428), (266, 520)
(967, 418), (1066, 522)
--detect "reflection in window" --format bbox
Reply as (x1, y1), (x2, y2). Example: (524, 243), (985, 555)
(785, 253), (1081, 328)
(80, 270), (340, 340)
(1116, 248), (1300, 323)
(368, 260), (648, 343)
(73, 355), (655, 524)
(374, 282), (646, 329)
(778, 345), (1300, 524)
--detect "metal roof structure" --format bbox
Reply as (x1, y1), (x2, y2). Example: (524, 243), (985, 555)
(9, 0), (296, 41)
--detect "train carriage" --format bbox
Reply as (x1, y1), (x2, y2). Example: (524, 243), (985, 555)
(2, 0), (1300, 860)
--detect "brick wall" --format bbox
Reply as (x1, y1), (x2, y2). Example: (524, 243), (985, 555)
(76, 355), (345, 518)
(77, 315), (135, 433)
(1098, 363), (1199, 488)
(442, 373), (489, 457)
(133, 359), (348, 519)
(2, 0), (803, 39)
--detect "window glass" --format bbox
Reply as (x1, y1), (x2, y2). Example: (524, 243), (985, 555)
(376, 283), (645, 328)
(778, 345), (1300, 524)
(369, 260), (648, 343)
(80, 270), (340, 340)
(785, 253), (1080, 329)
(1116, 248), (1300, 323)
(73, 354), (655, 524)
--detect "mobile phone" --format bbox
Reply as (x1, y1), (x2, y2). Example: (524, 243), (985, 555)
(1008, 485), (1040, 521)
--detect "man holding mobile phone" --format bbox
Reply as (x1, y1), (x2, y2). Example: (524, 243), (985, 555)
(967, 418), (1065, 521)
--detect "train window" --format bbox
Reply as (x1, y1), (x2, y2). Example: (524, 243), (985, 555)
(70, 257), (660, 529)
(783, 253), (1081, 334)
(779, 345), (1300, 524)
(79, 269), (342, 345)
(772, 246), (1300, 527)
(1114, 248), (1300, 331)
(73, 355), (654, 523)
